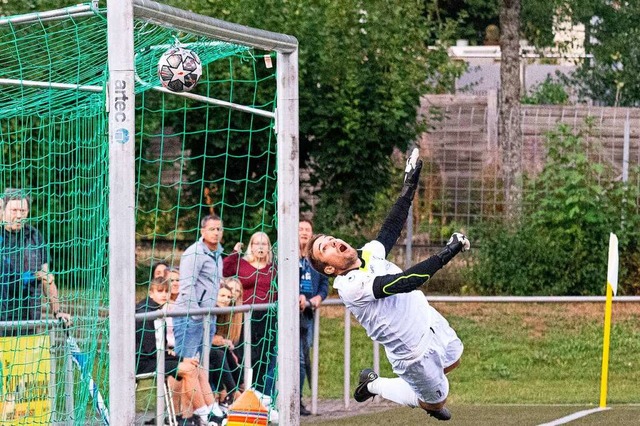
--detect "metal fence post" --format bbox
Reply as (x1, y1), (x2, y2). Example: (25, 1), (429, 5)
(311, 307), (320, 415)
(343, 308), (351, 409)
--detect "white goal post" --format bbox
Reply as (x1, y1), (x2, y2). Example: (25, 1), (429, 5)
(107, 1), (299, 424)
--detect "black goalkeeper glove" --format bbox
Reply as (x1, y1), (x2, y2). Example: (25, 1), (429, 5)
(437, 232), (471, 265)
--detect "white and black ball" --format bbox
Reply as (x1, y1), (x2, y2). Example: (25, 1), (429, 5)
(157, 47), (202, 92)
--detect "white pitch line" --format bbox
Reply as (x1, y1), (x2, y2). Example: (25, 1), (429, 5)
(538, 407), (610, 426)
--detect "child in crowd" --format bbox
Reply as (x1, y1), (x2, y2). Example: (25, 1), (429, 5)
(136, 276), (222, 425)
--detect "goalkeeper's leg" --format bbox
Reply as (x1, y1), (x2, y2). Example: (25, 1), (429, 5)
(366, 374), (421, 407)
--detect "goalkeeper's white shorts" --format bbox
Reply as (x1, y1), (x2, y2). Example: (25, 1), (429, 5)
(391, 307), (463, 404)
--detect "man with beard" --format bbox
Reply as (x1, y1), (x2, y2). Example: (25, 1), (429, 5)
(307, 154), (469, 421)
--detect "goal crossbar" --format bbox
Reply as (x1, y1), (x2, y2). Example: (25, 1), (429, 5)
(0, 78), (276, 120)
(0, 3), (96, 26)
(133, 0), (298, 53)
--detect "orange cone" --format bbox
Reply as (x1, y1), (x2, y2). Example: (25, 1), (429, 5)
(226, 389), (269, 425)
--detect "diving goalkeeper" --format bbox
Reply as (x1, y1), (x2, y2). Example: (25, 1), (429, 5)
(307, 152), (469, 421)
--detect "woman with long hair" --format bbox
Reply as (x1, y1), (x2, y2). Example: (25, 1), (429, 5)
(223, 231), (277, 397)
(211, 278), (244, 405)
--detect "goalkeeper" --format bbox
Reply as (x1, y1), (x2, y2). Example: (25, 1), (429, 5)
(307, 152), (469, 421)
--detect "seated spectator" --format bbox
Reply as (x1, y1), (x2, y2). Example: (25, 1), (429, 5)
(136, 276), (221, 425)
(210, 281), (243, 405)
(165, 268), (227, 419)
(165, 267), (180, 356)
(216, 277), (244, 393)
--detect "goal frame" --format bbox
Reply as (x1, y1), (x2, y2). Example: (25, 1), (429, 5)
(107, 1), (299, 424)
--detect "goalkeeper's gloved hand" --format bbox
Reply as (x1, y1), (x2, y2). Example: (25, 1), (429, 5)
(447, 232), (470, 252)
(437, 232), (470, 265)
(401, 148), (423, 199)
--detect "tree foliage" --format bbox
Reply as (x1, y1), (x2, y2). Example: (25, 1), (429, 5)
(521, 76), (570, 105)
(167, 0), (460, 237)
(563, 1), (640, 106)
(431, 0), (559, 47)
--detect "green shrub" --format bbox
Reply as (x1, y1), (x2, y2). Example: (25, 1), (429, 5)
(468, 124), (640, 295)
(521, 76), (569, 105)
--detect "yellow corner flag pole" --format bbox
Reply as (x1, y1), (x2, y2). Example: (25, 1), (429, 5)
(599, 233), (618, 408)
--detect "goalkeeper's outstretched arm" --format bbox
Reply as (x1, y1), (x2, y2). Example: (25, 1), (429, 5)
(376, 151), (422, 255)
(372, 233), (470, 299)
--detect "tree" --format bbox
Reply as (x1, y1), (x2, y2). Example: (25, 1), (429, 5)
(2, 1), (466, 241)
(565, 1), (640, 106)
(431, 0), (559, 47)
(170, 0), (453, 238)
(499, 0), (523, 222)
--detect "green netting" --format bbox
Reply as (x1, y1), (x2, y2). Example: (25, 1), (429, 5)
(0, 3), (279, 425)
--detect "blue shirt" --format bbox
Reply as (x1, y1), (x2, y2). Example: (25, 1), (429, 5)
(299, 258), (313, 297)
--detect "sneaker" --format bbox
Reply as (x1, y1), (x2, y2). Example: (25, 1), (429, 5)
(209, 402), (226, 419)
(353, 368), (378, 402)
(207, 412), (225, 426)
(190, 415), (223, 426)
(175, 416), (200, 426)
(268, 408), (279, 424)
(426, 407), (452, 421)
(300, 402), (311, 416)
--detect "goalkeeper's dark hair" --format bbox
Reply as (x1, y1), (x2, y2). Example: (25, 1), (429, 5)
(306, 234), (334, 277)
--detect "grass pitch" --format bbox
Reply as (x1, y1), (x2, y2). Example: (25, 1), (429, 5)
(301, 404), (640, 425)
(314, 301), (640, 404)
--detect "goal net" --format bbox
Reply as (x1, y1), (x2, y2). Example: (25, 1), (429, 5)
(0, 1), (298, 424)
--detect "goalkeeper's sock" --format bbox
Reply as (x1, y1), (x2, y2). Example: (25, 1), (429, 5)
(368, 377), (419, 408)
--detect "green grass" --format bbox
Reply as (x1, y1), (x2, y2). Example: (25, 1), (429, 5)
(312, 302), (640, 404)
(302, 405), (640, 426)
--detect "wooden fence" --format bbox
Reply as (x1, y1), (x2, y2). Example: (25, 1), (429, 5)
(414, 93), (640, 244)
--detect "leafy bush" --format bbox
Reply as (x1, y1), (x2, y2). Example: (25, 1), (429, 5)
(468, 124), (640, 295)
(521, 76), (569, 105)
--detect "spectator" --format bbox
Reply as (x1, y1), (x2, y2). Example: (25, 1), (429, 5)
(0, 188), (70, 336)
(167, 267), (180, 303)
(298, 219), (329, 416)
(225, 276), (243, 307)
(151, 261), (170, 279)
(173, 215), (224, 359)
(223, 231), (277, 397)
(166, 268), (230, 420)
(218, 277), (243, 354)
(210, 282), (242, 405)
(165, 267), (180, 359)
(136, 276), (220, 425)
(220, 276), (245, 389)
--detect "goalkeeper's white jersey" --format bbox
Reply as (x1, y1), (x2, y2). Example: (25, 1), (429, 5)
(333, 240), (435, 362)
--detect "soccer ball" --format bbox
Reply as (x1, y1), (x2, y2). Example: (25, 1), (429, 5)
(157, 47), (202, 92)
